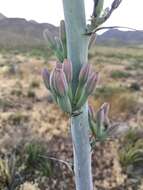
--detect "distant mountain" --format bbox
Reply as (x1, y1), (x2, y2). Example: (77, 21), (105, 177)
(96, 29), (143, 46)
(0, 13), (6, 20)
(0, 13), (58, 49)
(0, 13), (142, 49)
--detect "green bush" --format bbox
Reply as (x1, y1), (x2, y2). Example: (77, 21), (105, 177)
(94, 85), (126, 99)
(26, 142), (53, 177)
(110, 70), (131, 79)
(119, 129), (143, 177)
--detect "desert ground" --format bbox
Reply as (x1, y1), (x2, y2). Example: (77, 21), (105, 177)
(0, 45), (143, 190)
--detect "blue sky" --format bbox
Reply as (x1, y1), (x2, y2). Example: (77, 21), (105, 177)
(1, 0), (143, 30)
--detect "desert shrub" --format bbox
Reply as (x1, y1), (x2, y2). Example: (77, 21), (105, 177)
(110, 70), (131, 79)
(0, 98), (14, 111)
(0, 141), (55, 189)
(27, 90), (36, 98)
(129, 82), (141, 91)
(8, 112), (29, 126)
(11, 82), (23, 97)
(119, 129), (143, 180)
(94, 86), (138, 118)
(117, 94), (138, 114)
(0, 154), (19, 190)
(125, 65), (135, 71)
(133, 61), (143, 69)
(26, 142), (53, 177)
(11, 89), (23, 96)
(30, 81), (40, 88)
(94, 85), (126, 100)
(26, 47), (53, 60)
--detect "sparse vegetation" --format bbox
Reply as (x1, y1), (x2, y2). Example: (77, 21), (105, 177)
(27, 90), (36, 98)
(119, 130), (143, 168)
(94, 85), (126, 100)
(8, 112), (29, 126)
(0, 43), (142, 189)
(0, 98), (14, 111)
(129, 82), (141, 91)
(110, 70), (131, 79)
(30, 81), (40, 89)
(26, 142), (53, 177)
(119, 129), (143, 189)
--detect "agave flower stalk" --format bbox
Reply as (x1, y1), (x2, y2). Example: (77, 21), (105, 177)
(44, 20), (67, 62)
(43, 0), (122, 189)
(62, 0), (93, 189)
(62, 0), (122, 189)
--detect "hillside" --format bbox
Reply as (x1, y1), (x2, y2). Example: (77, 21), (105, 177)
(96, 29), (143, 46)
(0, 13), (142, 48)
(0, 14), (58, 48)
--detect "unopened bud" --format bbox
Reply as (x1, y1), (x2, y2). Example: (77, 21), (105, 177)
(93, 0), (104, 18)
(42, 68), (50, 90)
(63, 59), (72, 83)
(57, 95), (72, 114)
(50, 67), (68, 96)
(100, 103), (110, 127)
(79, 64), (91, 84)
(75, 90), (87, 109)
(59, 20), (66, 44)
(50, 69), (56, 93)
(59, 20), (67, 59)
(111, 0), (122, 10)
(85, 72), (99, 95)
(96, 102), (110, 128)
(96, 106), (105, 127)
(75, 69), (98, 109)
(100, 102), (110, 116)
(56, 62), (63, 69)
(54, 37), (64, 62)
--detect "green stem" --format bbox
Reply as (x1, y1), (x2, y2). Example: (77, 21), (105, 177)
(71, 104), (93, 190)
(62, 0), (93, 189)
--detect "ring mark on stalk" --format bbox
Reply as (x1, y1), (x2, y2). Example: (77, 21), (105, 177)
(71, 111), (83, 117)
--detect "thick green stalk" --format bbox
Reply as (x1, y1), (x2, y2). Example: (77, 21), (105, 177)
(62, 0), (93, 189)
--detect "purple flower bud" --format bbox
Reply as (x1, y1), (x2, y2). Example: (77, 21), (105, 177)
(50, 69), (57, 93)
(101, 102), (110, 126)
(63, 59), (72, 83)
(96, 102), (110, 127)
(79, 64), (92, 84)
(100, 103), (110, 116)
(42, 68), (50, 89)
(96, 106), (105, 127)
(85, 72), (99, 95)
(56, 62), (63, 69)
(50, 67), (68, 96)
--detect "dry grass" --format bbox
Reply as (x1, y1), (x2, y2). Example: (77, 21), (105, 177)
(0, 46), (143, 189)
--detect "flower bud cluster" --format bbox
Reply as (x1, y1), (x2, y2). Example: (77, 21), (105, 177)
(43, 61), (98, 114)
(73, 64), (99, 110)
(42, 59), (72, 114)
(88, 103), (110, 141)
(87, 0), (122, 35)
(89, 103), (125, 144)
(43, 20), (67, 62)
